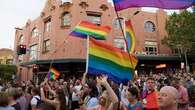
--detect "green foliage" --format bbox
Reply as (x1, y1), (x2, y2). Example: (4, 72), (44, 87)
(192, 6), (195, 14)
(0, 64), (17, 80)
(162, 11), (195, 52)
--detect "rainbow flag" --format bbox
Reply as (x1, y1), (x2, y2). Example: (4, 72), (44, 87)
(69, 21), (111, 40)
(88, 38), (138, 84)
(48, 68), (60, 80)
(113, 0), (195, 11)
(125, 20), (135, 53)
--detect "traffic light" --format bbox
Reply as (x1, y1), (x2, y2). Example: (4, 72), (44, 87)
(17, 44), (26, 55)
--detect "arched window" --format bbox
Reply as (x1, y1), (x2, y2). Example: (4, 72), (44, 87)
(18, 35), (24, 44)
(144, 21), (155, 32)
(62, 12), (71, 26)
(31, 28), (39, 38)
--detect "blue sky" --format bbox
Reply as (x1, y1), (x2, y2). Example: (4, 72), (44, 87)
(0, 0), (181, 49)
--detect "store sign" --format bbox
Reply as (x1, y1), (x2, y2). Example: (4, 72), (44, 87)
(156, 64), (166, 69)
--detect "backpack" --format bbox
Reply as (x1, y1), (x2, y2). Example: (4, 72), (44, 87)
(28, 96), (44, 110)
(34, 97), (44, 108)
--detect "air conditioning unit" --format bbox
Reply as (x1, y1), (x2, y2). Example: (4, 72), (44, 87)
(61, 0), (72, 4)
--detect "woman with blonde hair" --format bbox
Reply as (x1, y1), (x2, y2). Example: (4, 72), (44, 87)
(79, 76), (119, 110)
(40, 79), (67, 110)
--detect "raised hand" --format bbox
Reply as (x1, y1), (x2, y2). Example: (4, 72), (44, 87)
(96, 75), (108, 86)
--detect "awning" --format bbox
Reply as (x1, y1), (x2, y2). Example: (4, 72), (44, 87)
(19, 55), (185, 66)
(136, 55), (181, 61)
(20, 58), (86, 66)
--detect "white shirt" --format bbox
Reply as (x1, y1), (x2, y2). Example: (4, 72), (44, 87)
(31, 95), (40, 106)
(72, 85), (82, 101)
(121, 87), (129, 106)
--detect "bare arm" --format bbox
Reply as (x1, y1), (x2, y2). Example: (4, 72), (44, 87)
(97, 76), (119, 104)
(40, 88), (58, 107)
(46, 83), (56, 96)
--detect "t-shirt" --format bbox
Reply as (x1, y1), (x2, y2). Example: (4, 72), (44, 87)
(86, 97), (99, 108)
(31, 95), (41, 106)
(145, 91), (159, 110)
(0, 106), (15, 110)
(177, 86), (189, 110)
(127, 101), (143, 110)
(17, 96), (28, 110)
(11, 102), (21, 110)
(72, 85), (82, 101)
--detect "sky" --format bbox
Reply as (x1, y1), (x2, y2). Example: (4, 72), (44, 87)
(0, 0), (182, 50)
(0, 0), (47, 49)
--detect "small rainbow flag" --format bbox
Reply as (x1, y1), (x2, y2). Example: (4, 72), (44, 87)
(48, 68), (60, 80)
(113, 0), (195, 11)
(88, 38), (138, 84)
(125, 20), (135, 53)
(69, 21), (111, 40)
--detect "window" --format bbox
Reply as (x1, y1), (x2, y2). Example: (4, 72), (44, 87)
(87, 11), (101, 25)
(6, 59), (13, 64)
(31, 28), (39, 38)
(145, 41), (158, 55)
(144, 21), (155, 32)
(62, 12), (71, 26)
(29, 44), (38, 60)
(43, 39), (50, 53)
(114, 18), (124, 29)
(18, 35), (24, 44)
(44, 18), (51, 32)
(113, 38), (126, 51)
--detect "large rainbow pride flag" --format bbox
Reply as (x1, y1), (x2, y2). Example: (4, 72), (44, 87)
(70, 21), (111, 40)
(113, 0), (195, 11)
(48, 68), (60, 80)
(125, 20), (135, 53)
(88, 38), (138, 84)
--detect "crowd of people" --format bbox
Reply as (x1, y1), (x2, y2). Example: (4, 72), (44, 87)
(0, 70), (195, 110)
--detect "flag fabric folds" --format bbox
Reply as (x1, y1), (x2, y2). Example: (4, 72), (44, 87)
(70, 21), (111, 40)
(113, 0), (195, 11)
(125, 20), (136, 53)
(48, 68), (60, 80)
(88, 38), (138, 84)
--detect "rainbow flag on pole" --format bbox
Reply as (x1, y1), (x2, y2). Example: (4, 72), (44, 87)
(69, 21), (111, 40)
(48, 68), (60, 80)
(125, 20), (135, 53)
(113, 0), (195, 11)
(88, 38), (138, 84)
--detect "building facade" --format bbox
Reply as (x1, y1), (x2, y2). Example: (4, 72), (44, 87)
(0, 48), (14, 65)
(14, 0), (179, 81)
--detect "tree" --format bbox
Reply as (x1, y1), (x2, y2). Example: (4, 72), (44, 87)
(192, 6), (195, 14)
(0, 64), (17, 80)
(162, 11), (195, 51)
(162, 10), (195, 72)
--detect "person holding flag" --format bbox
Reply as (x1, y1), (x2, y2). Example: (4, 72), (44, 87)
(142, 77), (159, 110)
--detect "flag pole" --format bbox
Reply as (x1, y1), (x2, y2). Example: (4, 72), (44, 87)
(85, 35), (89, 74)
(113, 2), (135, 79)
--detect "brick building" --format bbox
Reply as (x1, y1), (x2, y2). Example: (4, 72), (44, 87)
(14, 0), (181, 81)
(0, 48), (14, 65)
